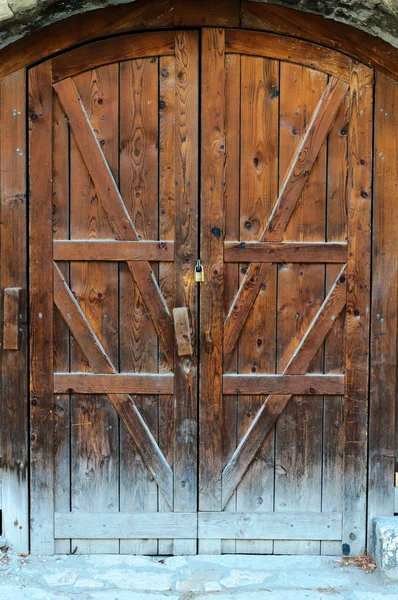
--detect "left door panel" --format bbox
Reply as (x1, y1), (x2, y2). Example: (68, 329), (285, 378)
(29, 30), (199, 555)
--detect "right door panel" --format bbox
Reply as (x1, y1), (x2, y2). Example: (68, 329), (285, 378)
(199, 28), (373, 557)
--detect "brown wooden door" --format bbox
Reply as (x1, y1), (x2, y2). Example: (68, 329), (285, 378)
(29, 30), (199, 555)
(198, 29), (372, 556)
(28, 27), (372, 556)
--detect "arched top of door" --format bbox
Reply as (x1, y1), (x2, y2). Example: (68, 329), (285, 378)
(0, 0), (398, 82)
(49, 28), (351, 84)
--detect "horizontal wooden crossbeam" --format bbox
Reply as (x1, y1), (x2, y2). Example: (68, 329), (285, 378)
(54, 240), (174, 261)
(54, 373), (174, 394)
(224, 242), (347, 263)
(223, 374), (345, 395)
(198, 512), (342, 541)
(55, 512), (197, 540)
(55, 511), (342, 541)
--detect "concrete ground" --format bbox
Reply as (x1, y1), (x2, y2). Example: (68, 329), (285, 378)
(0, 550), (396, 599)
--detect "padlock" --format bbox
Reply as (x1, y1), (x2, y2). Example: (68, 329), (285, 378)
(195, 259), (205, 283)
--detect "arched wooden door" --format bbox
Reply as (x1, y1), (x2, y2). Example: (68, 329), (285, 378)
(29, 28), (371, 555)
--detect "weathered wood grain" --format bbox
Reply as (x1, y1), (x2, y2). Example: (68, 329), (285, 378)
(54, 373), (174, 394)
(0, 69), (29, 553)
(173, 30), (199, 556)
(222, 266), (347, 508)
(158, 52), (176, 556)
(223, 76), (348, 364)
(54, 266), (114, 372)
(53, 263), (174, 509)
(367, 71), (398, 551)
(69, 65), (119, 554)
(29, 61), (54, 555)
(257, 77), (347, 242)
(173, 307), (193, 356)
(236, 54), (279, 555)
(224, 242), (347, 263)
(199, 28), (225, 525)
(225, 29), (351, 83)
(343, 62), (373, 556)
(221, 51), (241, 554)
(53, 240), (174, 261)
(55, 512), (197, 539)
(54, 76), (175, 367)
(52, 86), (71, 554)
(274, 63), (327, 555)
(118, 56), (160, 554)
(223, 374), (345, 395)
(198, 511), (342, 540)
(4, 17), (388, 558)
(321, 89), (348, 556)
(3, 288), (21, 350)
(52, 31), (175, 81)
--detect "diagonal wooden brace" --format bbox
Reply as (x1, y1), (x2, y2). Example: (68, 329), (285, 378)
(223, 77), (349, 365)
(54, 77), (175, 367)
(53, 262), (174, 508)
(222, 265), (347, 508)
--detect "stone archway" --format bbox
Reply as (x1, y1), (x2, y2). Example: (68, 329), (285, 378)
(1, 0), (398, 49)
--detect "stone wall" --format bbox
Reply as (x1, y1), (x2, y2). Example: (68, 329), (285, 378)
(0, 0), (398, 54)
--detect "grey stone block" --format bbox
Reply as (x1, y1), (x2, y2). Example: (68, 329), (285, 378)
(374, 517), (398, 580)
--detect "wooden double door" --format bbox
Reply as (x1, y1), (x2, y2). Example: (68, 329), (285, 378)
(29, 28), (371, 555)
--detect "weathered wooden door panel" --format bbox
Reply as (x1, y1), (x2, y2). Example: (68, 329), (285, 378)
(199, 28), (372, 556)
(29, 30), (199, 555)
(28, 26), (372, 556)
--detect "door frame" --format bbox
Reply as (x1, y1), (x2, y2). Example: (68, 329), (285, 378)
(1, 0), (395, 555)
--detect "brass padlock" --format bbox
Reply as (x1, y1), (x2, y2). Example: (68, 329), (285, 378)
(195, 259), (205, 283)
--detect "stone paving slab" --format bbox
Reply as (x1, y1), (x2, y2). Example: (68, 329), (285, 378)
(0, 551), (397, 599)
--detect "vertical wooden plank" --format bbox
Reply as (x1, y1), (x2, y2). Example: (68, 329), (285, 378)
(222, 52), (240, 555)
(173, 30), (199, 556)
(119, 57), (159, 555)
(275, 63), (327, 555)
(29, 60), (54, 555)
(343, 61), (373, 556)
(322, 94), (348, 556)
(3, 288), (22, 350)
(199, 27), (225, 553)
(0, 69), (29, 553)
(70, 66), (119, 554)
(53, 92), (71, 554)
(158, 53), (176, 556)
(236, 55), (278, 555)
(368, 71), (397, 550)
